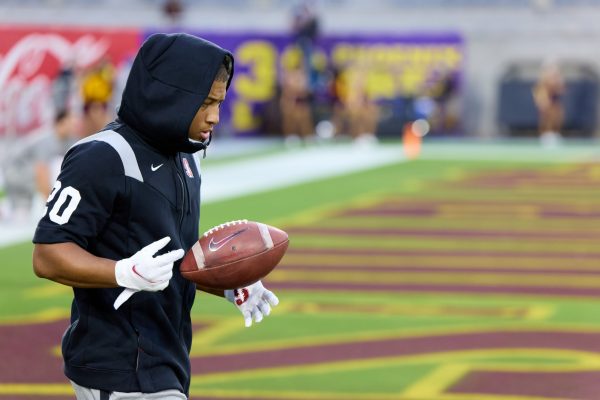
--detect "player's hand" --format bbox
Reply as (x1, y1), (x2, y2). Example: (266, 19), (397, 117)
(113, 237), (184, 309)
(225, 281), (279, 328)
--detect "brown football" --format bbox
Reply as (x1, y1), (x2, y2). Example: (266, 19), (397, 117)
(180, 220), (289, 289)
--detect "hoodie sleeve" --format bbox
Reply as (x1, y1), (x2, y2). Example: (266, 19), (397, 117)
(33, 141), (126, 249)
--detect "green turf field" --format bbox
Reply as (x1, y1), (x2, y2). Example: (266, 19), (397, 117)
(2, 143), (600, 400)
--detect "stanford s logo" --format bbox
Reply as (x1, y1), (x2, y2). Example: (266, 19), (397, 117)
(234, 288), (250, 305)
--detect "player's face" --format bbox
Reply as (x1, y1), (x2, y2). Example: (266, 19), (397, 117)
(188, 79), (227, 142)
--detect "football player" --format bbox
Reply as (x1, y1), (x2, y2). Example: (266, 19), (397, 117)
(32, 33), (278, 400)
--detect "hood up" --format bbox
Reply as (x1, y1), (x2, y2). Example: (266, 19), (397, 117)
(117, 33), (234, 154)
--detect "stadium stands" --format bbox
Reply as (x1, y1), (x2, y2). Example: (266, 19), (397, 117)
(5, 0), (600, 11)
(498, 63), (599, 137)
(2, 0), (600, 139)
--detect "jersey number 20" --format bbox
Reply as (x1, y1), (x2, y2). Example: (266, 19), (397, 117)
(45, 180), (81, 225)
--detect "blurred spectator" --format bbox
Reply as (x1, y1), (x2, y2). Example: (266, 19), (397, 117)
(80, 56), (115, 136)
(428, 69), (460, 134)
(533, 61), (565, 147)
(333, 64), (379, 145)
(280, 62), (314, 146)
(327, 65), (348, 136)
(52, 58), (77, 115)
(162, 0), (184, 24)
(291, 0), (320, 93)
(1, 110), (77, 221)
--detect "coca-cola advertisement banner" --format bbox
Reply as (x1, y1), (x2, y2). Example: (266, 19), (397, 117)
(0, 26), (140, 138)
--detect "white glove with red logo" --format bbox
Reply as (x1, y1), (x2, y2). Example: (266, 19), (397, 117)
(225, 281), (279, 327)
(113, 236), (184, 310)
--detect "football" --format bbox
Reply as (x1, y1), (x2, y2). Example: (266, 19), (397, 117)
(180, 219), (289, 289)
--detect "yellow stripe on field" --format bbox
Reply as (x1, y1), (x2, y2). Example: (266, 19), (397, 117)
(191, 317), (247, 351)
(319, 215), (600, 232)
(376, 195), (600, 206)
(190, 387), (568, 400)
(437, 204), (539, 218)
(188, 388), (569, 400)
(281, 301), (549, 318)
(402, 363), (471, 397)
(191, 388), (406, 400)
(24, 284), (71, 299)
(190, 348), (600, 395)
(291, 233), (600, 246)
(268, 269), (600, 289)
(0, 307), (69, 325)
(290, 234), (600, 253)
(432, 394), (570, 400)
(282, 254), (600, 271)
(191, 349), (598, 400)
(0, 383), (73, 395)
(268, 191), (395, 229)
(190, 314), (600, 358)
(282, 287), (600, 301)
(401, 189), (600, 202)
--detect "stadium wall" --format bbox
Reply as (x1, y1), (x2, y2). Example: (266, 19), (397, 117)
(1, 2), (600, 138)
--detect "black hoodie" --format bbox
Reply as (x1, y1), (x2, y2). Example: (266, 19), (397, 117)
(33, 33), (234, 396)
(118, 32), (234, 154)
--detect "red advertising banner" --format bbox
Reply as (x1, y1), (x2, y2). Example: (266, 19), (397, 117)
(0, 26), (141, 137)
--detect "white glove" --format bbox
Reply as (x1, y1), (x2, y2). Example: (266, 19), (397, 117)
(113, 237), (184, 309)
(225, 281), (279, 328)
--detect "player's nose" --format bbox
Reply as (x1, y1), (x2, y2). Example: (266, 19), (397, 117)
(206, 106), (220, 125)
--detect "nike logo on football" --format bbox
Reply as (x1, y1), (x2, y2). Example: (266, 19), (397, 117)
(208, 229), (247, 252)
(151, 163), (164, 171)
